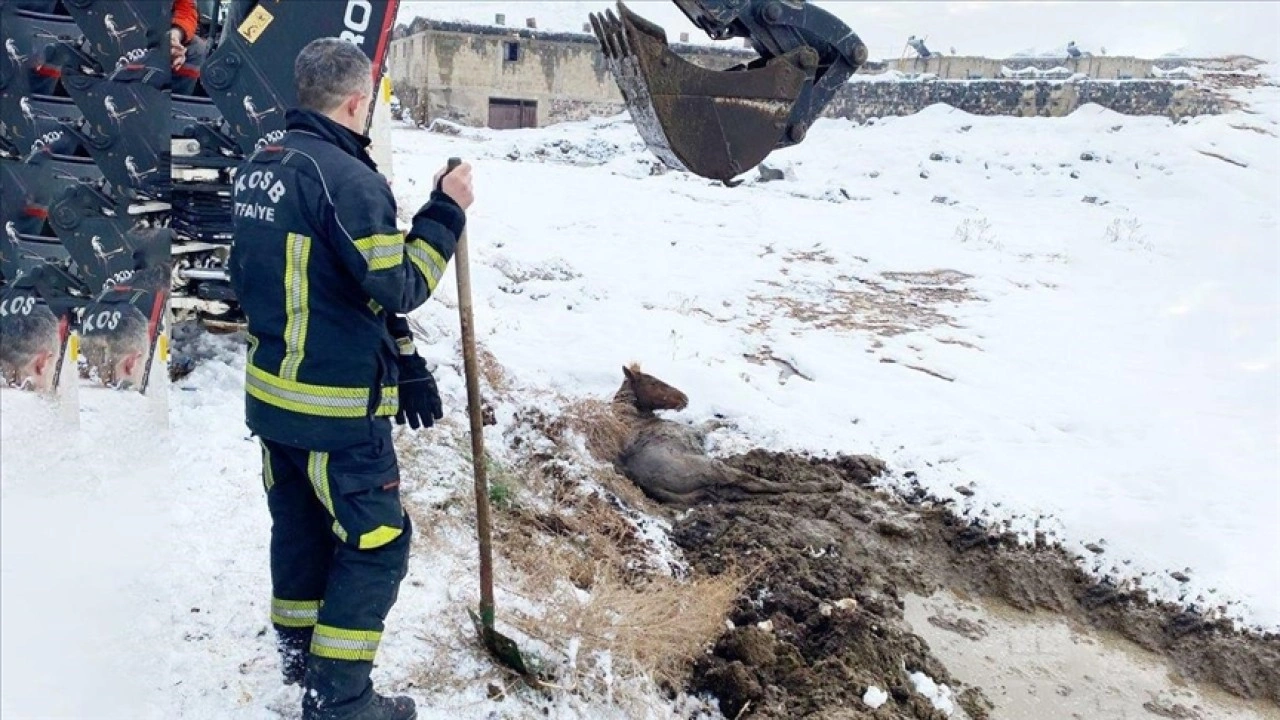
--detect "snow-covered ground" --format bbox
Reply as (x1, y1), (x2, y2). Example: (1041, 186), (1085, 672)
(1, 63), (1276, 720)
(384, 83), (1280, 630)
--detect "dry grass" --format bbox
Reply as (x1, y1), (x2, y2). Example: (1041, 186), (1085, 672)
(747, 270), (979, 338)
(480, 444), (745, 691)
(560, 397), (632, 463)
(588, 464), (653, 512)
(1197, 149), (1249, 168)
(507, 554), (746, 689)
(393, 378), (749, 700)
(476, 345), (511, 396)
(1230, 124), (1277, 137)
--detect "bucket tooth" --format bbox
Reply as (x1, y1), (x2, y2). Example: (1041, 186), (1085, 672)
(590, 1), (808, 183)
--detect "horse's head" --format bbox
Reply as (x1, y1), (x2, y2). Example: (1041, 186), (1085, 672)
(619, 364), (688, 413)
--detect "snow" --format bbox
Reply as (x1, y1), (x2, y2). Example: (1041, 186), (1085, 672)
(382, 72), (1280, 630)
(1, 384), (173, 717)
(909, 671), (956, 715)
(862, 685), (890, 709)
(2, 51), (1278, 720)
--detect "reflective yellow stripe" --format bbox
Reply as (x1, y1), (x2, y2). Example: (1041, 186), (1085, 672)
(311, 624), (381, 662)
(246, 332), (259, 366)
(354, 233), (403, 271)
(307, 452), (336, 516)
(307, 453), (350, 542)
(406, 238), (447, 291)
(280, 233), (311, 380)
(358, 525), (403, 549)
(261, 440), (275, 491)
(271, 597), (320, 628)
(367, 298), (382, 315)
(245, 364), (399, 418)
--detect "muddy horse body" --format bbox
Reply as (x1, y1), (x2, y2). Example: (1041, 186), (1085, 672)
(611, 366), (842, 507)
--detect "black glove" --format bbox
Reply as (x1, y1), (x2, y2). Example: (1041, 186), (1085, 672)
(394, 352), (443, 429)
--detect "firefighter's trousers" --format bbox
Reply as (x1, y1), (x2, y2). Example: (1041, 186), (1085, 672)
(259, 418), (411, 718)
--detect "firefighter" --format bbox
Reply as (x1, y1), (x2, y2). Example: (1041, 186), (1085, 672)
(227, 37), (473, 720)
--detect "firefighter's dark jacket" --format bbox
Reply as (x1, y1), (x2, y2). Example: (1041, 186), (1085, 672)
(228, 108), (464, 451)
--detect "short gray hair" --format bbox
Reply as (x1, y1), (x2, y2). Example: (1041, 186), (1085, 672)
(294, 37), (373, 112)
(80, 304), (149, 375)
(0, 302), (59, 381)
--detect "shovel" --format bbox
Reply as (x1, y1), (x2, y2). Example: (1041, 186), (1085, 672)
(443, 157), (534, 680)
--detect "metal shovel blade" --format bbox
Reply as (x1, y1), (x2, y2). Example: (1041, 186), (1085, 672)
(589, 1), (809, 183)
(467, 607), (531, 677)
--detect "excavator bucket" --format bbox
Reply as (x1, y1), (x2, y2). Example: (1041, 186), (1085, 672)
(590, 2), (810, 184)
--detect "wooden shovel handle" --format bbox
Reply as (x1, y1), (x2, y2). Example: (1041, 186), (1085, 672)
(447, 157), (497, 624)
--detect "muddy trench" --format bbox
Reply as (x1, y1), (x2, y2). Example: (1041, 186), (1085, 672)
(658, 450), (1280, 720)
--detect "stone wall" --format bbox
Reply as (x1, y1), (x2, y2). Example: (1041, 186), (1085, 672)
(877, 55), (1244, 80)
(882, 55), (1157, 80)
(388, 21), (1242, 129)
(548, 98), (626, 124)
(823, 79), (1224, 123)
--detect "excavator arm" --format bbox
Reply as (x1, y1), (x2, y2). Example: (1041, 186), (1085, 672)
(590, 0), (868, 184)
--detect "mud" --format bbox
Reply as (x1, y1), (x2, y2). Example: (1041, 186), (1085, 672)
(667, 450), (1280, 719)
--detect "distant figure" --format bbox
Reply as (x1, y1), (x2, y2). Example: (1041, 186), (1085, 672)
(1067, 41), (1082, 59)
(0, 300), (61, 392)
(79, 302), (151, 390)
(907, 35), (933, 59)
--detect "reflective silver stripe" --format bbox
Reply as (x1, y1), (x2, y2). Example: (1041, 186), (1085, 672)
(356, 237), (403, 271)
(246, 371), (370, 412)
(406, 239), (447, 290)
(311, 624), (381, 661)
(273, 606), (318, 620)
(313, 635), (379, 652)
(271, 598), (320, 627)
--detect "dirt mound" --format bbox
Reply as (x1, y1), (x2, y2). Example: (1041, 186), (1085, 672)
(669, 450), (1280, 718)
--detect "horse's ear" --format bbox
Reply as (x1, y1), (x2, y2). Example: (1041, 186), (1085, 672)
(622, 365), (634, 381)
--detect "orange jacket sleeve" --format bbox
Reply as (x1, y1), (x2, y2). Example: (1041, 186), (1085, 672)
(172, 0), (198, 43)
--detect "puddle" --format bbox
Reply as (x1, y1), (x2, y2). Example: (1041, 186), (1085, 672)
(905, 590), (1280, 720)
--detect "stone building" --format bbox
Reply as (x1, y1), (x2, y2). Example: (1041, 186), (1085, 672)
(386, 16), (752, 129)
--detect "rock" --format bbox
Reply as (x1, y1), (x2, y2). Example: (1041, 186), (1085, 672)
(1081, 151), (1097, 161)
(874, 518), (915, 540)
(1085, 543), (1105, 554)
(757, 163), (786, 182)
(955, 485), (975, 497)
(1070, 170), (1080, 179)
(1171, 571), (1191, 583)
(929, 152), (946, 161)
